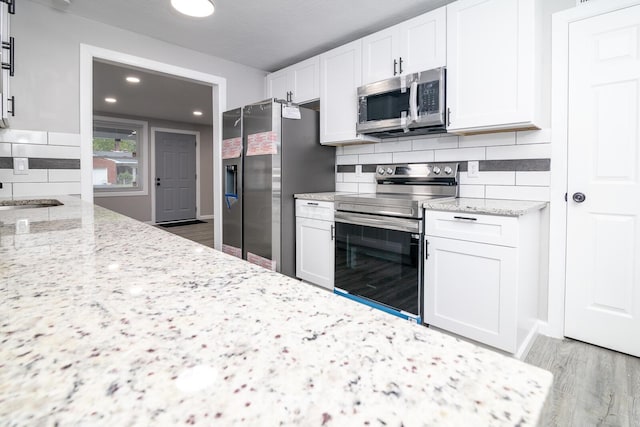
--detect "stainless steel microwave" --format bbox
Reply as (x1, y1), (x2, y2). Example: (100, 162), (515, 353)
(356, 67), (446, 138)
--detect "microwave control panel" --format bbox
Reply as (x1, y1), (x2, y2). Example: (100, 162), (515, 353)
(419, 81), (440, 115)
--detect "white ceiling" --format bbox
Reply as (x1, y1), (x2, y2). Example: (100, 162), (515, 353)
(93, 60), (213, 126)
(29, 0), (452, 72)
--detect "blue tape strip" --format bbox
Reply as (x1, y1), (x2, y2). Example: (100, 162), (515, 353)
(333, 289), (421, 323)
(224, 193), (238, 209)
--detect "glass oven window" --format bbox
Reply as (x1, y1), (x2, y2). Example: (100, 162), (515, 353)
(366, 91), (410, 121)
(335, 222), (421, 315)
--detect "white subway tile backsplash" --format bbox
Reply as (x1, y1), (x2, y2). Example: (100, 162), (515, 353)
(12, 144), (80, 159)
(48, 169), (82, 182)
(358, 153), (393, 164)
(458, 185), (485, 198)
(335, 182), (358, 192)
(459, 171), (516, 186)
(336, 154), (359, 165)
(393, 150), (434, 163)
(0, 182), (11, 197)
(354, 172), (376, 183)
(0, 142), (10, 157)
(336, 172), (344, 183)
(343, 144), (376, 155)
(335, 146), (344, 155)
(358, 183), (377, 193)
(412, 135), (458, 150)
(516, 171), (551, 186)
(0, 129), (48, 145)
(374, 140), (412, 153)
(434, 147), (485, 161)
(13, 182), (81, 197)
(486, 143), (551, 160)
(485, 185), (550, 201)
(48, 132), (81, 147)
(0, 169), (48, 183)
(459, 132), (516, 148)
(342, 173), (358, 183)
(516, 129), (552, 144)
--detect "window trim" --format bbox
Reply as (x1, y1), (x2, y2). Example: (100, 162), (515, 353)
(93, 115), (149, 197)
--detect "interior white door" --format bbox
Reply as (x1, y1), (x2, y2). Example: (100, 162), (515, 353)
(565, 4), (640, 357)
(155, 131), (197, 223)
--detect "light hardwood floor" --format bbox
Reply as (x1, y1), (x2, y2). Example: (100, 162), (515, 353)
(525, 335), (640, 426)
(155, 220), (214, 248)
(153, 224), (640, 425)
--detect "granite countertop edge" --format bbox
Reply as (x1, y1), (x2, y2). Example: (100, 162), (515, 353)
(424, 197), (548, 217)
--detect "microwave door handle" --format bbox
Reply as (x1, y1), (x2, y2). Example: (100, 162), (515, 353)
(409, 81), (418, 123)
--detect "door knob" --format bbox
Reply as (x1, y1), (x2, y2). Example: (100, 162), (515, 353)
(572, 192), (586, 203)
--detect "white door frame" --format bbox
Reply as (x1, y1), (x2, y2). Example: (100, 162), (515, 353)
(546, 0), (640, 337)
(151, 127), (201, 224)
(79, 44), (226, 249)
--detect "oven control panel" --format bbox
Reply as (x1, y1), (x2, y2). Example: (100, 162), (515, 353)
(375, 162), (459, 180)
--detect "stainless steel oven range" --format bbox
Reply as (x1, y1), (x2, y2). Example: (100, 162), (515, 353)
(333, 162), (459, 323)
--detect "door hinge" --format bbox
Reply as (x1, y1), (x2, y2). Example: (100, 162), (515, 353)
(1, 0), (15, 15)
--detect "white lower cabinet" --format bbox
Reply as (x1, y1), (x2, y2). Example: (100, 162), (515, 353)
(424, 210), (541, 354)
(295, 200), (334, 290)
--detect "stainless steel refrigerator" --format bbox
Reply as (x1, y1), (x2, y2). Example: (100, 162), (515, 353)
(222, 99), (335, 278)
(221, 107), (243, 259)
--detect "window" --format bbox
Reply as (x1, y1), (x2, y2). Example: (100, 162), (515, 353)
(93, 117), (148, 196)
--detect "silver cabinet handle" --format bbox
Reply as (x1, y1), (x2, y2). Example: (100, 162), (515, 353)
(331, 224), (335, 241)
(306, 202), (319, 206)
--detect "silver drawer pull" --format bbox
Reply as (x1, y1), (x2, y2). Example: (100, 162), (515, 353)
(453, 216), (477, 221)
(306, 202), (319, 206)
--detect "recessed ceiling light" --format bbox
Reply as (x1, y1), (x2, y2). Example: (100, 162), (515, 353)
(126, 76), (140, 83)
(193, 111), (203, 116)
(105, 97), (117, 103)
(171, 0), (215, 18)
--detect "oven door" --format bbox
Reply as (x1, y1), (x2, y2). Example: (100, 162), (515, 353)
(334, 211), (423, 322)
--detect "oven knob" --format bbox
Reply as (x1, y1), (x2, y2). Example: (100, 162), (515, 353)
(386, 167), (394, 175)
(444, 166), (452, 175)
(432, 166), (441, 175)
(377, 167), (385, 175)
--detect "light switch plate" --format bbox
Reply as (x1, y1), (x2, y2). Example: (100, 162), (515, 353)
(13, 157), (29, 175)
(467, 161), (480, 178)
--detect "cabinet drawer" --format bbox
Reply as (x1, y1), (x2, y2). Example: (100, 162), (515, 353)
(295, 199), (334, 221)
(425, 210), (518, 247)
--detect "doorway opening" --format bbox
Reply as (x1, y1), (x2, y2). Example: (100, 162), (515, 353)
(79, 44), (226, 249)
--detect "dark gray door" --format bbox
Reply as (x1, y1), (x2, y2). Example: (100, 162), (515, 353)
(155, 131), (197, 223)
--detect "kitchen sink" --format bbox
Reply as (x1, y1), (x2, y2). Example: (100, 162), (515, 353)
(0, 199), (63, 210)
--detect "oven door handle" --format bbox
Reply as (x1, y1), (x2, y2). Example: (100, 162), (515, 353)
(334, 211), (422, 234)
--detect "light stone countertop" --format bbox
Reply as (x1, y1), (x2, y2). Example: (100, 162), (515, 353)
(1, 195), (552, 426)
(294, 192), (353, 202)
(424, 197), (548, 216)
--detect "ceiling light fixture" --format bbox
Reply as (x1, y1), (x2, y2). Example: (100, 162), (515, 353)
(171, 0), (215, 18)
(193, 110), (203, 116)
(126, 76), (140, 83)
(105, 97), (117, 103)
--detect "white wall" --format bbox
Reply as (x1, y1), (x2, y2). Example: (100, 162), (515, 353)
(14, 0), (267, 134)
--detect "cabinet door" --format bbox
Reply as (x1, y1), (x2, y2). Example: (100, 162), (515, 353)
(290, 56), (319, 103)
(446, 0), (536, 133)
(362, 26), (399, 84)
(319, 40), (377, 145)
(296, 217), (334, 289)
(399, 6), (447, 74)
(266, 69), (289, 101)
(424, 236), (517, 352)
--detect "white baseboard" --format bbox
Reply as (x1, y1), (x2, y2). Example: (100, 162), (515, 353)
(537, 321), (564, 339)
(198, 214), (214, 220)
(515, 321), (541, 360)
(143, 220), (155, 225)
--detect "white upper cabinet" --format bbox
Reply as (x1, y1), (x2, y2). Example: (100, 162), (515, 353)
(265, 56), (320, 104)
(362, 6), (446, 85)
(446, 0), (540, 134)
(319, 40), (378, 145)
